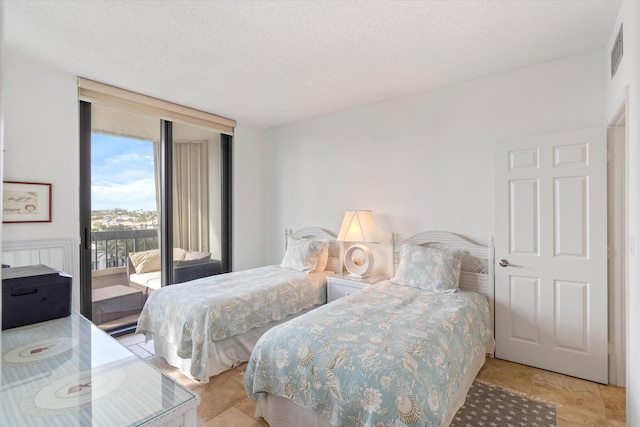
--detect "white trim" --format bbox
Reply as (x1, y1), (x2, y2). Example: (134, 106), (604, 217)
(606, 86), (629, 387)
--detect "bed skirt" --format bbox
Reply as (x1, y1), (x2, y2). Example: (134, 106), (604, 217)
(152, 305), (322, 384)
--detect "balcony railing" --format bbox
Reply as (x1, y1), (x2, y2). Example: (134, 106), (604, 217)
(91, 229), (158, 270)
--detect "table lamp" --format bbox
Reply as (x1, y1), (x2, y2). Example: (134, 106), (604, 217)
(337, 210), (379, 278)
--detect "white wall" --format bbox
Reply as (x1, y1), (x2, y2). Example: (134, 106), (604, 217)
(3, 49), (81, 306)
(606, 1), (640, 423)
(264, 50), (606, 275)
(233, 124), (266, 271)
(3, 50), (80, 244)
(2, 49), (268, 307)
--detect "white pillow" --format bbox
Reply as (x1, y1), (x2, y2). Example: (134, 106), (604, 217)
(185, 250), (211, 261)
(391, 244), (462, 293)
(129, 249), (161, 274)
(174, 248), (187, 261)
(314, 242), (329, 272)
(280, 238), (325, 273)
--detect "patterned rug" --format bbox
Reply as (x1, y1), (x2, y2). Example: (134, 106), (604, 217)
(451, 381), (557, 427)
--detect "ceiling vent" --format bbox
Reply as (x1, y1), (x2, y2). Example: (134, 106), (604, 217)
(611, 23), (623, 79)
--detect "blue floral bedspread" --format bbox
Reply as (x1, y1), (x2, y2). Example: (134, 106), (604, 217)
(244, 281), (491, 427)
(136, 265), (328, 380)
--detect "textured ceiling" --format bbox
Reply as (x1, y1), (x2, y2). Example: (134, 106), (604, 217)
(4, 0), (621, 130)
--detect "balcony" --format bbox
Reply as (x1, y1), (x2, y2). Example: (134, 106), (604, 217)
(91, 229), (158, 330)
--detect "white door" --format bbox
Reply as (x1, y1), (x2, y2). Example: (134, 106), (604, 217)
(495, 128), (608, 383)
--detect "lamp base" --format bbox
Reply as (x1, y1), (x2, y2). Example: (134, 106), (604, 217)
(343, 244), (374, 278)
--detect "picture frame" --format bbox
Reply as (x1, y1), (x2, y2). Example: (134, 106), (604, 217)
(2, 181), (52, 223)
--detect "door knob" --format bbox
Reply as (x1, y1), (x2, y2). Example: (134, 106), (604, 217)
(499, 259), (510, 267)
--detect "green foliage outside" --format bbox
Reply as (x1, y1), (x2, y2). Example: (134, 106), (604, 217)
(91, 209), (159, 269)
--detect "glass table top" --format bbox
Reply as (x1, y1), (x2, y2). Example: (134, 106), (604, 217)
(1, 310), (198, 426)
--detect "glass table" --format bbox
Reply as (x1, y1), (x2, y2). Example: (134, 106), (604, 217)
(1, 310), (199, 426)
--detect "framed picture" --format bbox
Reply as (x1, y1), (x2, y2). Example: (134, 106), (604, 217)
(2, 181), (52, 223)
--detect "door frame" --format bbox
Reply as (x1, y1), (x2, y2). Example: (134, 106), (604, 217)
(79, 101), (92, 318)
(607, 89), (628, 387)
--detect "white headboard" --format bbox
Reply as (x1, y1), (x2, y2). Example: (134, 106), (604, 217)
(392, 231), (495, 353)
(285, 227), (341, 273)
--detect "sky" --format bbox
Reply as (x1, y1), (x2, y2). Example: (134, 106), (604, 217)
(91, 134), (157, 211)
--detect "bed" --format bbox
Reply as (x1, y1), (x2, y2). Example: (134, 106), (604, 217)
(244, 231), (495, 427)
(136, 227), (341, 383)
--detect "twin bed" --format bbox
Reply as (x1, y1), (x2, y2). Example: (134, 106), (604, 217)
(136, 227), (341, 382)
(137, 228), (495, 427)
(244, 230), (495, 427)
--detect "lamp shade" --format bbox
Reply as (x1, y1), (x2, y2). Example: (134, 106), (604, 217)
(336, 210), (379, 243)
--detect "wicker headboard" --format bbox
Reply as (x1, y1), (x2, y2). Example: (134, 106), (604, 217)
(392, 231), (495, 353)
(285, 227), (341, 273)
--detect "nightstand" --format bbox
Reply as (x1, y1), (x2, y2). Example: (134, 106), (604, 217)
(327, 273), (387, 303)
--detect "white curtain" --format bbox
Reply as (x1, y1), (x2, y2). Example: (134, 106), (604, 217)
(172, 139), (210, 252)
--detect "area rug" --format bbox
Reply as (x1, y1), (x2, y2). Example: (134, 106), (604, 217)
(451, 380), (557, 427)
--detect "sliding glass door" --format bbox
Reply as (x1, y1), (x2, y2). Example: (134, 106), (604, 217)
(79, 101), (231, 335)
(89, 104), (159, 330)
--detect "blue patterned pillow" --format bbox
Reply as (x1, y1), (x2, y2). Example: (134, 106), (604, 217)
(391, 244), (462, 292)
(280, 238), (326, 273)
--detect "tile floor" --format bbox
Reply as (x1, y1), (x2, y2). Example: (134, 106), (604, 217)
(118, 333), (626, 426)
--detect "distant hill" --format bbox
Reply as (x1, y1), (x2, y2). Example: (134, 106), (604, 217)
(91, 208), (157, 231)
